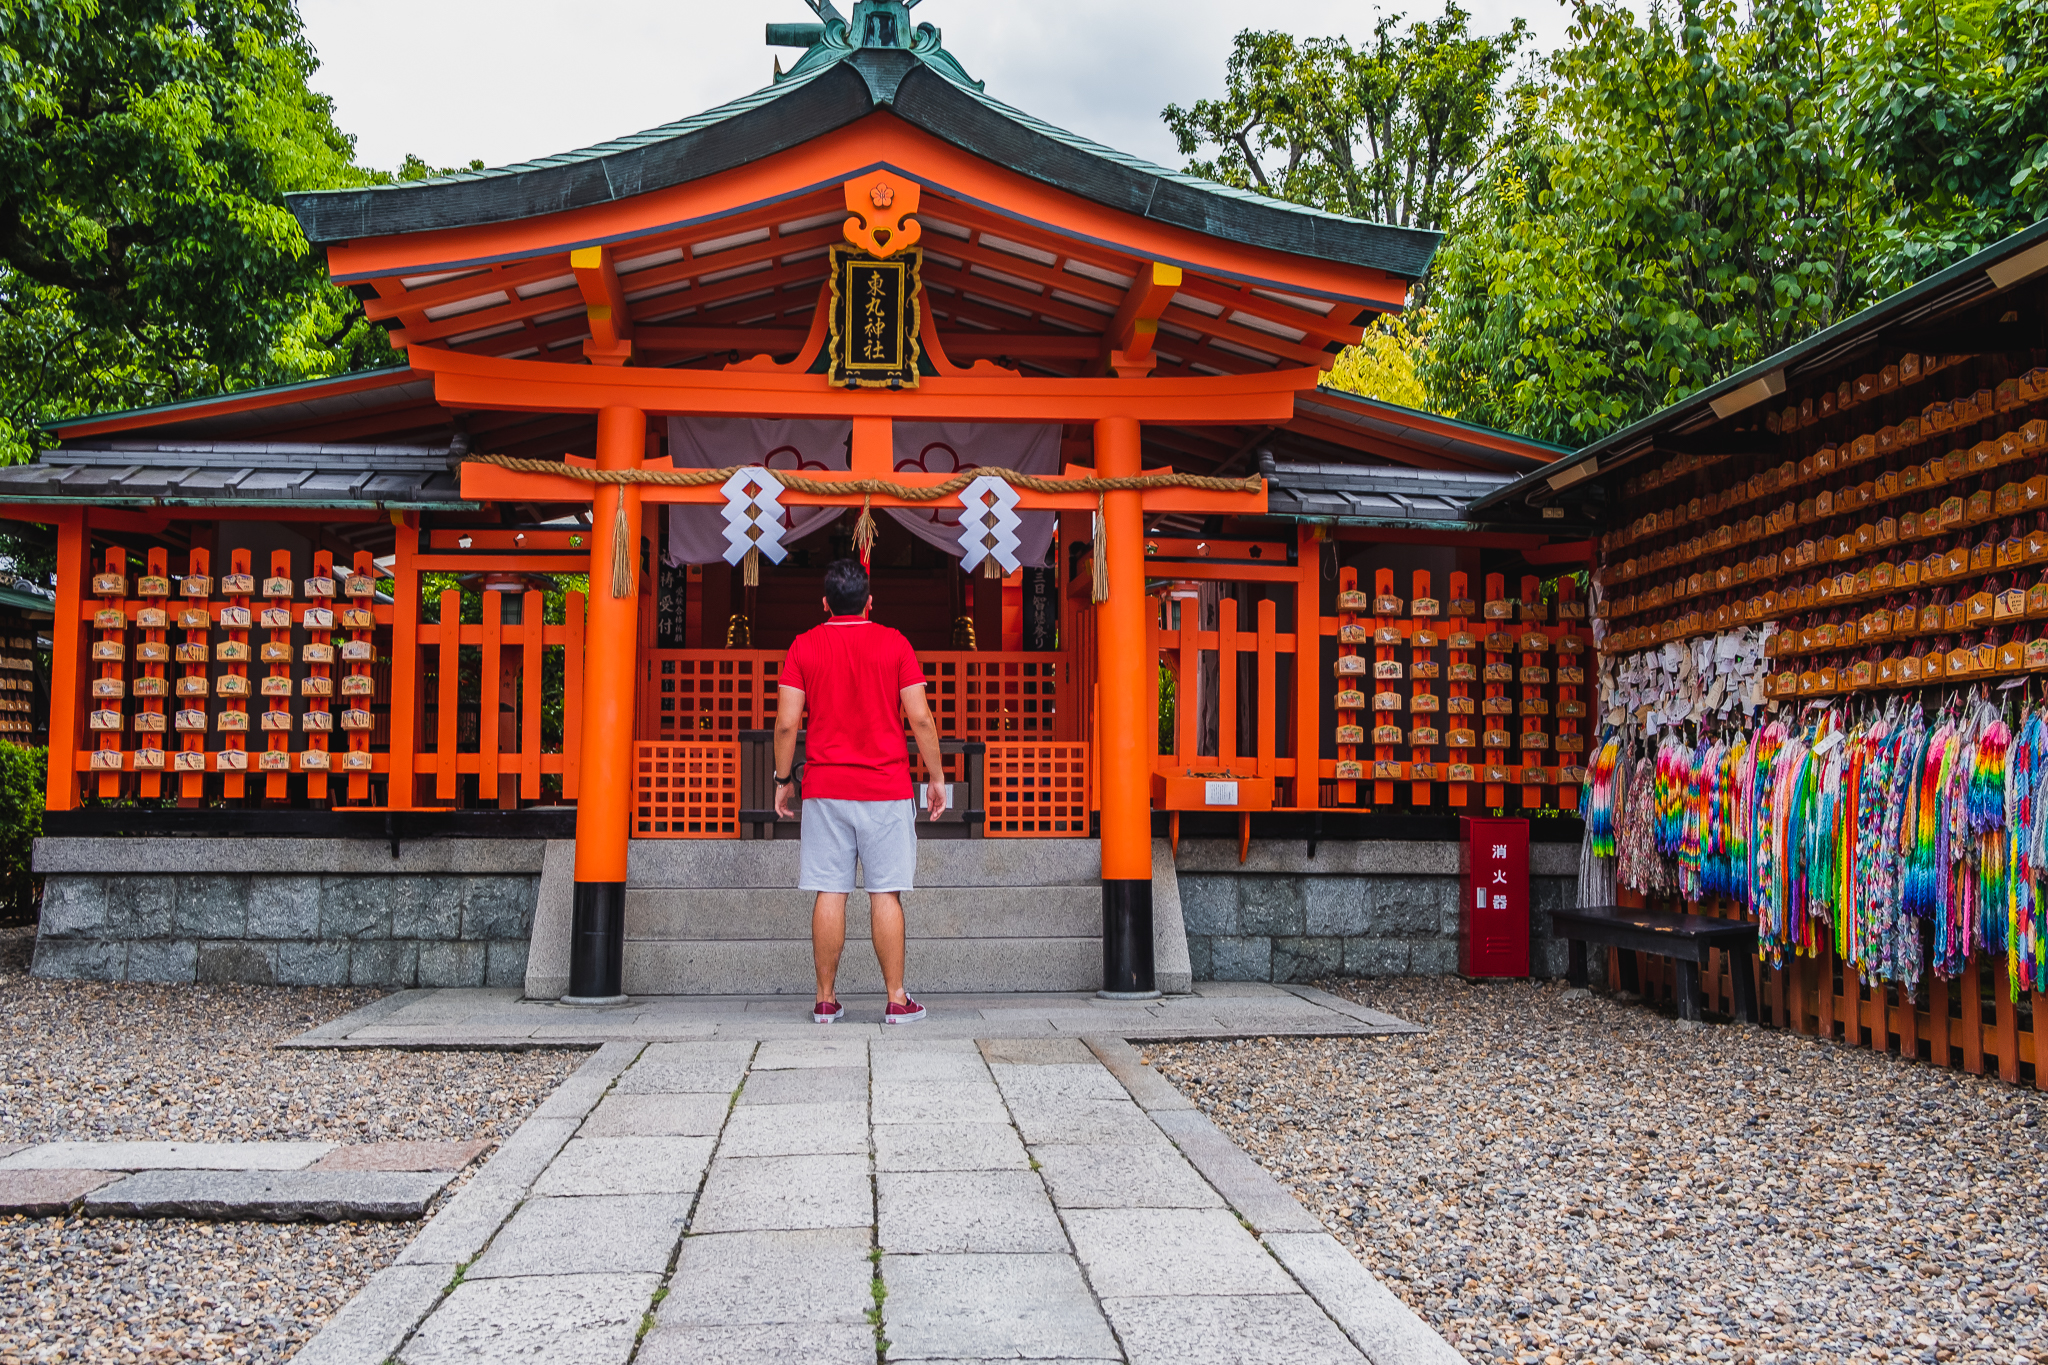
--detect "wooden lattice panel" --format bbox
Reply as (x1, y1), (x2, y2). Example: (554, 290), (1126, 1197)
(633, 742), (741, 837)
(983, 742), (1089, 836)
(644, 650), (1064, 743)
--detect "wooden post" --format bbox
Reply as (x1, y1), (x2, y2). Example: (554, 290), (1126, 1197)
(344, 552), (377, 802)
(480, 589), (503, 804)
(522, 589), (544, 802)
(567, 405), (647, 1002)
(435, 589), (461, 803)
(1094, 414), (1156, 996)
(388, 522), (420, 809)
(1255, 598), (1277, 785)
(135, 551), (168, 800)
(45, 510), (88, 813)
(1961, 958), (1985, 1074)
(1446, 574), (1473, 806)
(302, 552), (335, 802)
(1409, 569), (1436, 806)
(176, 548), (211, 803)
(1293, 526), (1322, 809)
(220, 551), (252, 801)
(1482, 573), (1510, 809)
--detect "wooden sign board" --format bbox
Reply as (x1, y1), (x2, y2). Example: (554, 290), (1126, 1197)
(829, 246), (923, 389)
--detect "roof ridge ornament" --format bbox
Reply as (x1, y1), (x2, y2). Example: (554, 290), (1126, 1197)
(770, 0), (983, 90)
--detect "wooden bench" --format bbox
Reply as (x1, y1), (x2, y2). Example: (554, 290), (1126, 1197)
(1550, 905), (1760, 1023)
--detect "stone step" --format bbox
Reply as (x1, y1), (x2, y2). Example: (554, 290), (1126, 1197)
(622, 937), (1101, 995)
(624, 886), (1099, 941)
(626, 839), (1101, 890)
(528, 838), (1188, 998)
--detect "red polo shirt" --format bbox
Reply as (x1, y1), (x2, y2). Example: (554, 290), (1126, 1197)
(778, 616), (925, 800)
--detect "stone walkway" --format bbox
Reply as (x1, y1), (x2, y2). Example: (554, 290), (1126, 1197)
(291, 984), (1461, 1365)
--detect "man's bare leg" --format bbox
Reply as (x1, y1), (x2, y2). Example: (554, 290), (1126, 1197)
(869, 891), (910, 1006)
(812, 892), (848, 1002)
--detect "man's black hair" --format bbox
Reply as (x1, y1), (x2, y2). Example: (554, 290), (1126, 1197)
(822, 558), (870, 615)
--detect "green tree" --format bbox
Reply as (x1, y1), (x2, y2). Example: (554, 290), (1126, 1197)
(0, 0), (401, 475)
(1421, 0), (1884, 445)
(1844, 0), (2048, 288)
(1162, 7), (1530, 231)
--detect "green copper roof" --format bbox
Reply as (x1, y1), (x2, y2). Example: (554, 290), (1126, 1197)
(288, 8), (1439, 287)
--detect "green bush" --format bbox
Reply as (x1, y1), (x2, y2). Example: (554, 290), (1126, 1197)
(0, 744), (46, 921)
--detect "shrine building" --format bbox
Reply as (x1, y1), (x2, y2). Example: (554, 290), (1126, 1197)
(14, 3), (1593, 997)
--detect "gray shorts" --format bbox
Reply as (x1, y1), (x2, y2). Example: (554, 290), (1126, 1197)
(799, 798), (918, 894)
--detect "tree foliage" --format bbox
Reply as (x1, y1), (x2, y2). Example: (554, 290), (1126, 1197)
(1844, 0), (2048, 288)
(1422, 0), (1883, 445)
(1162, 6), (1530, 231)
(0, 0), (401, 471)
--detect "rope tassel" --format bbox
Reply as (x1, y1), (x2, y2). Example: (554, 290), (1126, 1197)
(742, 545), (761, 588)
(853, 495), (877, 570)
(609, 491), (633, 599)
(1091, 494), (1108, 604)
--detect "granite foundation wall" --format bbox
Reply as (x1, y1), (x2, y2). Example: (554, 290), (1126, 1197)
(1174, 838), (1579, 982)
(30, 838), (545, 988)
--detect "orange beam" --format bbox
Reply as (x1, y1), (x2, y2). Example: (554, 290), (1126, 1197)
(571, 246), (633, 365)
(1107, 263), (1182, 373)
(412, 344), (1312, 425)
(48, 369), (422, 441)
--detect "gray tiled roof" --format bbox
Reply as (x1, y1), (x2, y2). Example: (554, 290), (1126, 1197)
(0, 444), (471, 508)
(288, 46), (1439, 284)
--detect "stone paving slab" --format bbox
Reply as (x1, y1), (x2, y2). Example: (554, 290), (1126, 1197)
(659, 1228), (873, 1326)
(878, 1170), (1069, 1254)
(613, 1058), (750, 1096)
(83, 1169), (452, 1222)
(880, 1253), (1121, 1362)
(0, 1168), (121, 1216)
(1100, 1294), (1367, 1365)
(285, 988), (1465, 1365)
(1261, 1232), (1469, 1365)
(1031, 1141), (1226, 1209)
(734, 1064), (868, 1106)
(1063, 1208), (1302, 1298)
(467, 1193), (692, 1278)
(1145, 1108), (1324, 1235)
(288, 1262), (449, 1365)
(720, 1101), (870, 1157)
(637, 1322), (876, 1365)
(752, 1036), (872, 1069)
(691, 1153), (872, 1232)
(870, 1081), (1010, 1126)
(529, 1135), (716, 1196)
(398, 1272), (662, 1365)
(870, 1043), (991, 1083)
(0, 1139), (336, 1171)
(873, 1121), (1029, 1173)
(1006, 1096), (1164, 1147)
(580, 1091), (732, 1138)
(977, 1036), (1096, 1065)
(310, 1139), (491, 1172)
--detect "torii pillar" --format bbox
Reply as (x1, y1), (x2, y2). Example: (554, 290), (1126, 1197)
(1094, 415), (1157, 997)
(565, 405), (645, 1003)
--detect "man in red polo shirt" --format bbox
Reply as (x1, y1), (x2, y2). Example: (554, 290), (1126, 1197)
(773, 558), (948, 1024)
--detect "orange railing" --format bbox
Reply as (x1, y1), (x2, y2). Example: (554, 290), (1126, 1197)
(984, 741), (1090, 835)
(640, 648), (1074, 745)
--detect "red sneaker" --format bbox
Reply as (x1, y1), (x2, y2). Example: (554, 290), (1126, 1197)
(883, 996), (926, 1026)
(813, 1000), (844, 1024)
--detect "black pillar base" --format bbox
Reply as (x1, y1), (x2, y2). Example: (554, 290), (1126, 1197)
(1100, 878), (1158, 999)
(564, 880), (627, 1004)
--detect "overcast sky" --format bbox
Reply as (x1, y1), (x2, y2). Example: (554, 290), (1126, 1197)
(299, 0), (1586, 182)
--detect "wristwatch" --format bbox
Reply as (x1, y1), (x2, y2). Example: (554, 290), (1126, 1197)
(773, 772), (796, 785)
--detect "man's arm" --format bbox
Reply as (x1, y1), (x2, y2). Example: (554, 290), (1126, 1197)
(773, 684), (805, 820)
(900, 684), (948, 820)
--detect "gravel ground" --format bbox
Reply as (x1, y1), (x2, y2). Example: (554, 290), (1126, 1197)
(0, 927), (578, 1362)
(1147, 977), (2047, 1365)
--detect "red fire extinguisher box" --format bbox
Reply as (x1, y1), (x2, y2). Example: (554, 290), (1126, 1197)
(1459, 816), (1530, 978)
